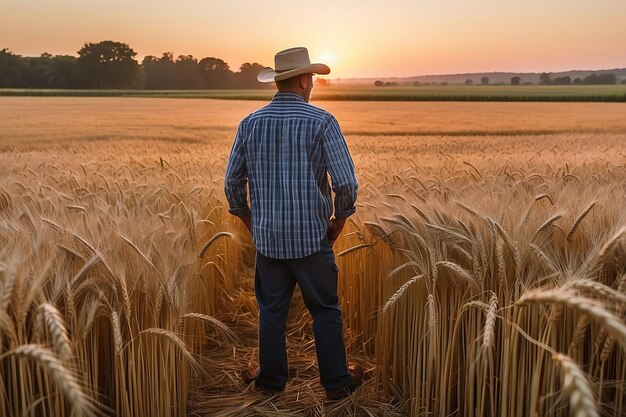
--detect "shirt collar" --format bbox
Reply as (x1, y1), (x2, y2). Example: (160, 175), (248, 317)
(272, 91), (305, 102)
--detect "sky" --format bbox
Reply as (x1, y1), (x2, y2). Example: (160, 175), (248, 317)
(1, 0), (625, 79)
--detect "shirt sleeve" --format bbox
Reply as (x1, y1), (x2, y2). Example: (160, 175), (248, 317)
(224, 121), (251, 218)
(321, 115), (359, 219)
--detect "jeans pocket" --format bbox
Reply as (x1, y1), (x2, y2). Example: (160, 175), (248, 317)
(331, 263), (339, 272)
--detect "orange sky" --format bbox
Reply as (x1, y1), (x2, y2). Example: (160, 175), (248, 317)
(1, 0), (625, 78)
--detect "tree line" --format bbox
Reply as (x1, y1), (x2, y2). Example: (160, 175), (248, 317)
(0, 40), (271, 89)
(374, 72), (621, 87)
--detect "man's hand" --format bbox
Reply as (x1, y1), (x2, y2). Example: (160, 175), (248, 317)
(240, 215), (252, 234)
(327, 217), (346, 246)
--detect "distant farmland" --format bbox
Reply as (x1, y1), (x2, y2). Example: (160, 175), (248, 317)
(2, 84), (626, 101)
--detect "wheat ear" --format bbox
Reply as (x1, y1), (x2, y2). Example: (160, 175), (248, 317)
(600, 274), (626, 362)
(552, 353), (599, 417)
(40, 304), (72, 361)
(436, 261), (479, 291)
(116, 232), (157, 271)
(337, 243), (375, 257)
(136, 328), (202, 374)
(518, 289), (626, 353)
(176, 313), (238, 343)
(596, 226), (626, 267)
(482, 293), (498, 352)
(567, 280), (626, 306)
(382, 275), (424, 313)
(532, 213), (563, 241)
(198, 232), (234, 258)
(566, 201), (597, 241)
(535, 193), (554, 206)
(111, 312), (123, 355)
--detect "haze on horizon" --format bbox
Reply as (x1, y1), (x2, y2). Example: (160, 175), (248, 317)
(1, 0), (625, 79)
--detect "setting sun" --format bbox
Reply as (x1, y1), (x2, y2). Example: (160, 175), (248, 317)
(319, 52), (335, 66)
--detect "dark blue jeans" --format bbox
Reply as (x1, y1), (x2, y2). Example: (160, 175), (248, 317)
(254, 234), (351, 392)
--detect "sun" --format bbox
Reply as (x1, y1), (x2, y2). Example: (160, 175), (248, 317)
(319, 52), (335, 65)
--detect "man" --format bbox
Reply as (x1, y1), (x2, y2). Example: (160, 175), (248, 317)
(224, 47), (362, 400)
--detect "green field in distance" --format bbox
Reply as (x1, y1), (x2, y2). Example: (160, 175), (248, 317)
(2, 85), (626, 101)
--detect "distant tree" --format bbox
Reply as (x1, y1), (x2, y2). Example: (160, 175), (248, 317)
(464, 79), (473, 85)
(77, 40), (142, 89)
(510, 76), (521, 86)
(21, 53), (80, 89)
(480, 76), (489, 85)
(48, 55), (80, 88)
(384, 81), (398, 86)
(582, 73), (616, 85)
(198, 57), (233, 89)
(0, 48), (27, 87)
(573, 77), (582, 85)
(142, 53), (177, 89)
(21, 53), (54, 88)
(174, 55), (203, 89)
(440, 81), (448, 86)
(601, 73), (617, 84)
(539, 73), (552, 85)
(234, 62), (267, 89)
(412, 81), (420, 86)
(552, 76), (571, 85)
(374, 80), (384, 87)
(315, 78), (330, 87)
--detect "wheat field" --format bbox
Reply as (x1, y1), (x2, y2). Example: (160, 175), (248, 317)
(1, 97), (625, 416)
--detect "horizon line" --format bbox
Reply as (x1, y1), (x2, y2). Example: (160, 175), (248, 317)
(3, 46), (624, 81)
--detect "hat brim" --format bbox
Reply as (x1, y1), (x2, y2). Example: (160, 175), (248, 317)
(257, 63), (331, 83)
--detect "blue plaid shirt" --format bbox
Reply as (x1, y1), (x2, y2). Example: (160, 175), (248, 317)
(224, 92), (358, 259)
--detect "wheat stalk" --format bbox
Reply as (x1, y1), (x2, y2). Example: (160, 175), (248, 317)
(2, 344), (98, 417)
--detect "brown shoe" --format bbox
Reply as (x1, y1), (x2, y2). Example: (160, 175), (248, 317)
(325, 362), (364, 400)
(241, 367), (259, 385)
(241, 367), (284, 395)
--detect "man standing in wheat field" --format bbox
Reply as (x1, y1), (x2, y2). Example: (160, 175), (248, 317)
(224, 47), (363, 400)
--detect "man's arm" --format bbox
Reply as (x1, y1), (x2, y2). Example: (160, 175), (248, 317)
(321, 115), (358, 244)
(224, 122), (252, 233)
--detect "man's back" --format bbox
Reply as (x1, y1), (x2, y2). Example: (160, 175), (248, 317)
(225, 91), (358, 259)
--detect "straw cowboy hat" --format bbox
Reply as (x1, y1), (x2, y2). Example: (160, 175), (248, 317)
(257, 47), (330, 83)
